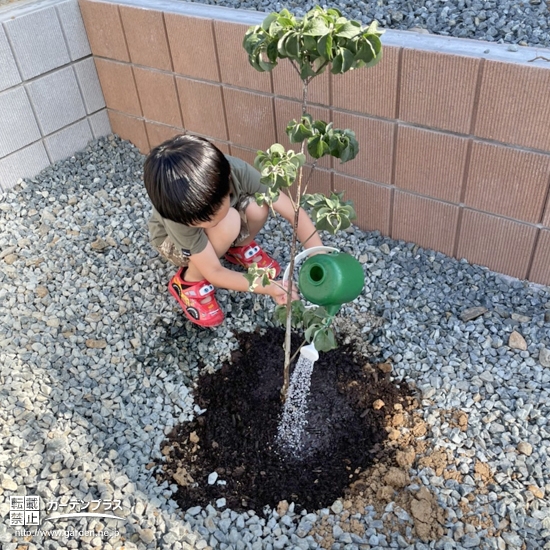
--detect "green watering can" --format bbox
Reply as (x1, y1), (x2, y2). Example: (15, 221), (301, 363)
(284, 246), (365, 317)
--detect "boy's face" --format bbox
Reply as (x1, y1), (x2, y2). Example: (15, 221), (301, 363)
(191, 194), (231, 229)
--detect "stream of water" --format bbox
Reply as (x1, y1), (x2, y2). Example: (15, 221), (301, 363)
(276, 354), (316, 459)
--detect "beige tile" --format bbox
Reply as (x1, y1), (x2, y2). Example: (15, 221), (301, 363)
(400, 49), (480, 134)
(119, 5), (172, 71)
(465, 141), (550, 224)
(108, 110), (149, 153)
(274, 98), (331, 169)
(176, 78), (227, 140)
(94, 58), (141, 116)
(332, 110), (394, 185)
(395, 125), (468, 203)
(332, 45), (400, 119)
(456, 209), (538, 279)
(333, 174), (391, 235)
(223, 88), (275, 151)
(165, 13), (219, 81)
(134, 67), (181, 127)
(214, 21), (272, 92)
(79, 0), (129, 61)
(475, 60), (550, 151)
(272, 59), (329, 105)
(145, 122), (184, 149)
(529, 230), (550, 286)
(392, 192), (459, 256)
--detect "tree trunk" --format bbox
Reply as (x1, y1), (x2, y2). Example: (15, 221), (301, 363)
(281, 78), (309, 402)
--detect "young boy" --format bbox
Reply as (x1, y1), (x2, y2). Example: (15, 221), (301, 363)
(143, 134), (323, 327)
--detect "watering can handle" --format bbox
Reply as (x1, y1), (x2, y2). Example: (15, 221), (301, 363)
(282, 246), (340, 286)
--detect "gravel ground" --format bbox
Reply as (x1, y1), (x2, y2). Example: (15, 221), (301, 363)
(188, 0), (550, 49)
(1, 135), (550, 550)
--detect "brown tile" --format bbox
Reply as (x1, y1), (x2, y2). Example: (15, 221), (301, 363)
(108, 110), (149, 153)
(79, 0), (129, 61)
(274, 98), (331, 169)
(229, 145), (258, 167)
(210, 140), (230, 155)
(134, 67), (181, 127)
(456, 209), (538, 279)
(475, 60), (550, 151)
(400, 49), (480, 134)
(285, 167), (332, 204)
(214, 21), (272, 93)
(165, 13), (219, 81)
(333, 174), (391, 234)
(332, 45), (399, 119)
(331, 110), (394, 185)
(543, 196), (550, 228)
(301, 166), (332, 197)
(272, 59), (329, 105)
(465, 141), (550, 224)
(119, 5), (171, 71)
(176, 78), (227, 140)
(184, 134), (229, 155)
(222, 146), (328, 198)
(145, 122), (183, 149)
(529, 229), (550, 286)
(392, 192), (459, 256)
(395, 125), (468, 203)
(223, 88), (275, 151)
(94, 58), (141, 116)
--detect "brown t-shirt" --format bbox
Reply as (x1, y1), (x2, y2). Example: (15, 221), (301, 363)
(148, 155), (267, 257)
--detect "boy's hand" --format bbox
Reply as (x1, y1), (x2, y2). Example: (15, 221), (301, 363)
(270, 279), (299, 305)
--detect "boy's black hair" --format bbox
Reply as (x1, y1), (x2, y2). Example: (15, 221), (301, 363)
(143, 134), (231, 226)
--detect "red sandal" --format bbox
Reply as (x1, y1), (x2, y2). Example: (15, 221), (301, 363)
(168, 267), (224, 327)
(224, 240), (281, 278)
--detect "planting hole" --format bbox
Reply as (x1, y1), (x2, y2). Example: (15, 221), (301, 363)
(156, 328), (410, 513)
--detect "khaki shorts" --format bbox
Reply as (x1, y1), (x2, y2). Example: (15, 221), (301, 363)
(155, 195), (255, 267)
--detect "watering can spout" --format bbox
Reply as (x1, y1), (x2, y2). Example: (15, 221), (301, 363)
(300, 342), (319, 363)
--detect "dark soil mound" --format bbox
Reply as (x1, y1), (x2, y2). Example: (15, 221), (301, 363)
(157, 328), (410, 512)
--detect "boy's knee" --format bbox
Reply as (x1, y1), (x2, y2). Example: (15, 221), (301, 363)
(228, 207), (242, 240)
(245, 200), (268, 223)
(206, 207), (240, 242)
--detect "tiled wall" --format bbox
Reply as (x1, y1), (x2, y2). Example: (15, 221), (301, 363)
(0, 0), (110, 191)
(83, 0), (550, 285)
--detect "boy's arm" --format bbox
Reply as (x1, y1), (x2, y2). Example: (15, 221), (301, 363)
(272, 192), (323, 249)
(189, 242), (297, 304)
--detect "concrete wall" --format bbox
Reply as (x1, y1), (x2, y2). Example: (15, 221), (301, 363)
(0, 0), (110, 191)
(78, 0), (550, 286)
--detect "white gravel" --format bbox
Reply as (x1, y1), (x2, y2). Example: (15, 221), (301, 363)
(187, 0), (550, 48)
